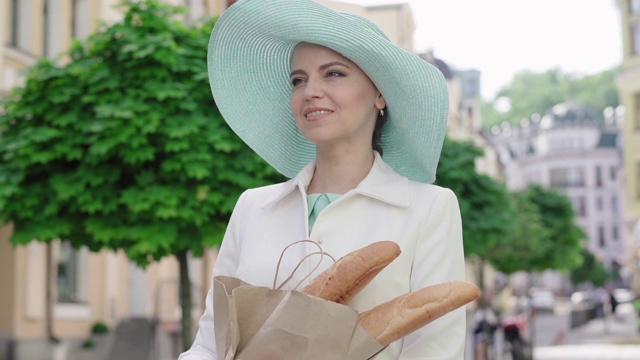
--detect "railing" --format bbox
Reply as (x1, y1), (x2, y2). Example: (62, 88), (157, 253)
(570, 302), (599, 329)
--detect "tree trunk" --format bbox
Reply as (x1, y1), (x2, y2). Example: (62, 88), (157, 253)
(45, 243), (59, 343)
(177, 250), (193, 352)
(476, 256), (485, 292)
(475, 256), (488, 360)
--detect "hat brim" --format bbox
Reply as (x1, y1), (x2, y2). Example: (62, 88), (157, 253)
(208, 0), (449, 183)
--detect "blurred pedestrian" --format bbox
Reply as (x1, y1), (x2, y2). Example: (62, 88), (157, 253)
(609, 289), (619, 315)
(473, 295), (498, 360)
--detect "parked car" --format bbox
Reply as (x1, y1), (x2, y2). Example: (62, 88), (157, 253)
(529, 288), (555, 312)
(571, 290), (599, 306)
(613, 288), (635, 304)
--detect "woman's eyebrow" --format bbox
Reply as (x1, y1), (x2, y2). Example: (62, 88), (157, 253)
(290, 61), (352, 78)
(319, 61), (351, 71)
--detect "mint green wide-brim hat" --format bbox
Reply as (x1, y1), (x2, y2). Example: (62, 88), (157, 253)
(208, 0), (449, 184)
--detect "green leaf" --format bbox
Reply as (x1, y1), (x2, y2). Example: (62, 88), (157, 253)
(0, 0), (285, 271)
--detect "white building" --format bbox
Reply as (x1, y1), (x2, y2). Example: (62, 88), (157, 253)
(488, 102), (626, 292)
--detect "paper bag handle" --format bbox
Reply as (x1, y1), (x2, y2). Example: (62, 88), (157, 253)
(273, 240), (336, 291)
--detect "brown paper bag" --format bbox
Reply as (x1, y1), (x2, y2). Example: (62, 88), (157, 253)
(213, 275), (385, 360)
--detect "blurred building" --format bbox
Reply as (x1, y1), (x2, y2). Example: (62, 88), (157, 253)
(488, 103), (626, 293)
(0, 1), (229, 358)
(615, 0), (640, 296)
(316, 0), (415, 52)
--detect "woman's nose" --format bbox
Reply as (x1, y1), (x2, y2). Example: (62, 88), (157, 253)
(303, 78), (324, 100)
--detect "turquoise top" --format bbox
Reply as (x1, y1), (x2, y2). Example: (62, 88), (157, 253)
(307, 193), (341, 232)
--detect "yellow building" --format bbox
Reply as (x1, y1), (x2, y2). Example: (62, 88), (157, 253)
(616, 0), (640, 294)
(316, 0), (415, 52)
(0, 1), (229, 358)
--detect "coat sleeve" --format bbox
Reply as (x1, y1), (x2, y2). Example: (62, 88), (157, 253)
(399, 188), (467, 360)
(177, 191), (247, 360)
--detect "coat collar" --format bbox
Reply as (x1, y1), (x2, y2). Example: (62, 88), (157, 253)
(262, 152), (410, 209)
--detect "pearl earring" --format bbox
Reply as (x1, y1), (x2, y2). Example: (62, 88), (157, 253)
(379, 109), (384, 117)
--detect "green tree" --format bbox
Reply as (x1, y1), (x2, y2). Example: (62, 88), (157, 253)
(525, 185), (585, 271)
(435, 138), (513, 288)
(480, 67), (619, 128)
(0, 0), (283, 350)
(435, 138), (512, 256)
(486, 190), (548, 274)
(570, 249), (611, 287)
(486, 185), (585, 274)
(435, 139), (586, 278)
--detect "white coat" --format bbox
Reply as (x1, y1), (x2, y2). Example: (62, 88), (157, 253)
(179, 152), (466, 359)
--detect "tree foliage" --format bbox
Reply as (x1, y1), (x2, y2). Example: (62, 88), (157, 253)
(485, 190), (547, 274)
(0, 0), (283, 265)
(435, 140), (585, 275)
(480, 67), (619, 128)
(570, 249), (611, 287)
(435, 138), (512, 257)
(525, 185), (586, 270)
(487, 185), (585, 274)
(0, 0), (284, 348)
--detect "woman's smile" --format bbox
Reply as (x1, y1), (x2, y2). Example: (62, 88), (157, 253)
(289, 43), (385, 149)
(304, 107), (334, 121)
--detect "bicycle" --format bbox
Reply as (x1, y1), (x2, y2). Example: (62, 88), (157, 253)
(501, 314), (532, 360)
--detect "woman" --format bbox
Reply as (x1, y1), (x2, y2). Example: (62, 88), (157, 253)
(179, 0), (466, 359)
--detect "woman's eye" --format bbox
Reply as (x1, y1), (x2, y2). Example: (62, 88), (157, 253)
(327, 70), (345, 78)
(291, 78), (304, 86)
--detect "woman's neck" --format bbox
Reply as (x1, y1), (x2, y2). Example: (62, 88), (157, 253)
(307, 146), (375, 195)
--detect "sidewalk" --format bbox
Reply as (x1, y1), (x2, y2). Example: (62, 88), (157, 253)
(563, 303), (639, 345)
(535, 302), (640, 360)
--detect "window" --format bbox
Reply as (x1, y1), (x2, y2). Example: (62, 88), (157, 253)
(612, 196), (619, 213)
(57, 242), (87, 303)
(549, 167), (585, 188)
(613, 226), (619, 241)
(578, 196), (587, 217)
(10, 0), (19, 46)
(72, 0), (90, 39)
(598, 226), (606, 247)
(43, 0), (50, 57)
(9, 0), (30, 49)
(637, 162), (640, 199)
(611, 166), (617, 181)
(596, 196), (604, 211)
(636, 93), (640, 130)
(595, 166), (603, 187)
(633, 21), (640, 55)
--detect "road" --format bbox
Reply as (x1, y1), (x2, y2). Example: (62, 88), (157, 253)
(529, 301), (640, 360)
(466, 301), (640, 360)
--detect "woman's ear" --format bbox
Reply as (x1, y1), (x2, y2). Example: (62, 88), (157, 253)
(375, 92), (386, 111)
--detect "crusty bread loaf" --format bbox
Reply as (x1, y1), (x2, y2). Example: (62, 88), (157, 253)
(357, 281), (480, 346)
(302, 241), (401, 304)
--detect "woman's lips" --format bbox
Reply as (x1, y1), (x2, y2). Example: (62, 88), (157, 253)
(304, 108), (333, 121)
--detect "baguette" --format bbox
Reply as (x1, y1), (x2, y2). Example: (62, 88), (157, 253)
(302, 241), (401, 304)
(358, 281), (480, 346)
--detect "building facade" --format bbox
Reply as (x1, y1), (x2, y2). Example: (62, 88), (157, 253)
(616, 0), (640, 295)
(0, 1), (229, 358)
(316, 0), (415, 52)
(488, 103), (626, 292)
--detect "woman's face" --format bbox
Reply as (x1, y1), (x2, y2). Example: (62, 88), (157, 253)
(289, 43), (385, 149)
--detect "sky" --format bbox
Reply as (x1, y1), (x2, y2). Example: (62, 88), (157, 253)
(331, 0), (623, 100)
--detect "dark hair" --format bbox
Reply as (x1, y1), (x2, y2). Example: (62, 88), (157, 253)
(372, 107), (387, 155)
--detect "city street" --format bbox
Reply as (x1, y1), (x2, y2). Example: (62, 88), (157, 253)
(533, 302), (640, 360)
(466, 301), (640, 360)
